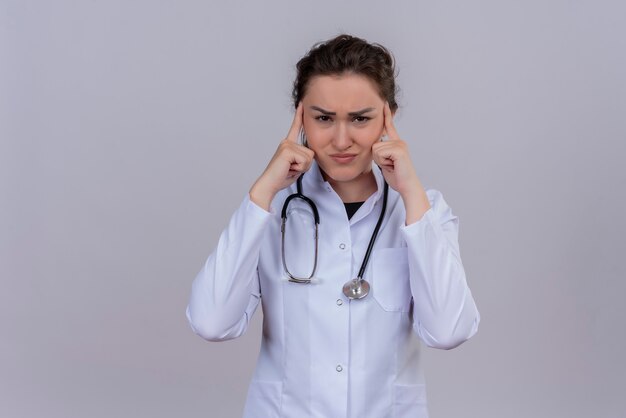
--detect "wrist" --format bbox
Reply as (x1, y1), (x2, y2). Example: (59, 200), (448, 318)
(400, 184), (430, 225)
(398, 175), (423, 202)
(249, 179), (277, 211)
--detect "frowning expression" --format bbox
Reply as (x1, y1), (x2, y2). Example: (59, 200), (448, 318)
(301, 73), (386, 183)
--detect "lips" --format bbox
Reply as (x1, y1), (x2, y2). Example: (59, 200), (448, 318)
(330, 153), (357, 164)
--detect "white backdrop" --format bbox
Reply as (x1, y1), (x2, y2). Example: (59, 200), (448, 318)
(2, 1), (625, 417)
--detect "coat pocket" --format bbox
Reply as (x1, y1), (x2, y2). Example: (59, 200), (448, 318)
(393, 383), (429, 417)
(371, 247), (412, 312)
(242, 380), (283, 418)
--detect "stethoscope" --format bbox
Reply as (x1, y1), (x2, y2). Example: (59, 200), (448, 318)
(280, 171), (389, 300)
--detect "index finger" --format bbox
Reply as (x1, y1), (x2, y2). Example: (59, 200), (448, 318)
(286, 102), (304, 142)
(383, 102), (400, 141)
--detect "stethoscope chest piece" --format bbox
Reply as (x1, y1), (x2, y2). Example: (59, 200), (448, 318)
(342, 278), (370, 300)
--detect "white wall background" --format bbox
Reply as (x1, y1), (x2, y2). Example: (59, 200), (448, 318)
(2, 1), (625, 417)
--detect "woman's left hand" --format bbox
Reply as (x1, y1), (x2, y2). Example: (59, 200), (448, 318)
(372, 102), (431, 224)
(372, 102), (421, 198)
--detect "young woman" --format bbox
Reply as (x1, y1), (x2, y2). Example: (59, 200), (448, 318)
(186, 34), (480, 418)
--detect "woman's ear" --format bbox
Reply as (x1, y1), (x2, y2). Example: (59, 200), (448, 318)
(300, 103), (309, 147)
(300, 130), (309, 148)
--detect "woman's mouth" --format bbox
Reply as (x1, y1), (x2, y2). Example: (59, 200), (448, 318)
(330, 153), (357, 164)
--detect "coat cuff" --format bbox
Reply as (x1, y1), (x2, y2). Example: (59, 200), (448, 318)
(245, 193), (276, 218)
(400, 206), (435, 233)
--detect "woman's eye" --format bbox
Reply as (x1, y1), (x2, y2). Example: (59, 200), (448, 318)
(314, 115), (370, 123)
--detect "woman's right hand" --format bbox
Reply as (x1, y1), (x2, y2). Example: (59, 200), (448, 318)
(249, 102), (315, 210)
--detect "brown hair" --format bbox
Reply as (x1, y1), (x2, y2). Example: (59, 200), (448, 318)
(292, 34), (399, 112)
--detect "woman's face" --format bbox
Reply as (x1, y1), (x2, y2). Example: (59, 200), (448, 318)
(301, 73), (387, 184)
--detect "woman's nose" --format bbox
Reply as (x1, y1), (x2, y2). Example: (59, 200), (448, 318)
(332, 123), (352, 150)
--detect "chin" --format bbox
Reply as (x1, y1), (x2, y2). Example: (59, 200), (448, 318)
(319, 161), (368, 183)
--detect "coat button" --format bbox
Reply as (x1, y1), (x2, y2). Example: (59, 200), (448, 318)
(339, 243), (346, 250)
(336, 299), (343, 306)
(336, 365), (343, 372)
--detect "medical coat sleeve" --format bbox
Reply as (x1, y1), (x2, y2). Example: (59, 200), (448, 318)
(186, 194), (271, 341)
(401, 189), (480, 350)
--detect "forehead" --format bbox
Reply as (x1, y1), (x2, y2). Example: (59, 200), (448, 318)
(304, 73), (383, 109)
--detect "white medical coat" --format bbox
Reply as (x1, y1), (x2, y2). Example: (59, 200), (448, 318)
(186, 159), (480, 418)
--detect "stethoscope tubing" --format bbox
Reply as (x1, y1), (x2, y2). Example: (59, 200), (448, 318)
(280, 175), (320, 283)
(356, 179), (389, 281)
(280, 171), (389, 292)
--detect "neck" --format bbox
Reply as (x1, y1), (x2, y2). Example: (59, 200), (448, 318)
(321, 168), (378, 203)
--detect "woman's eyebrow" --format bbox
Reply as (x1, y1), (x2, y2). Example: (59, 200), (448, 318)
(309, 106), (376, 116)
